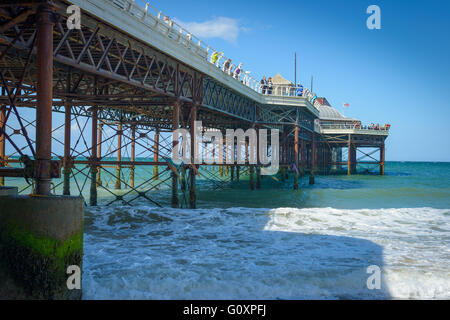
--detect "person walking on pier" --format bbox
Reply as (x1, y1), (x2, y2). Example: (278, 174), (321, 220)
(261, 76), (268, 94)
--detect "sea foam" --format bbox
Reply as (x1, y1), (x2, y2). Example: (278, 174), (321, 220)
(82, 206), (449, 299)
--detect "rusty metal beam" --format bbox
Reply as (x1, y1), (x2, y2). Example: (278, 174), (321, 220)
(34, 4), (54, 195)
(0, 8), (35, 33)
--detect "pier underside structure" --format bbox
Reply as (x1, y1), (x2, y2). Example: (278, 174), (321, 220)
(0, 0), (390, 208)
(315, 103), (388, 176)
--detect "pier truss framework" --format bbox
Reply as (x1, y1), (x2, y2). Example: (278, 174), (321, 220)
(0, 0), (387, 208)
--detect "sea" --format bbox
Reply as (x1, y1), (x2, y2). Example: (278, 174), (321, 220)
(7, 161), (450, 299)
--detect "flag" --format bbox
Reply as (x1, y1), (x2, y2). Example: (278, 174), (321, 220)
(343, 103), (350, 108)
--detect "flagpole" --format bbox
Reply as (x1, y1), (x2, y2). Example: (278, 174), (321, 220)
(294, 52), (297, 85)
(342, 103), (350, 116)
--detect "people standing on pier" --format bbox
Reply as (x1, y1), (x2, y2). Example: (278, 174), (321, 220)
(243, 71), (251, 85)
(210, 51), (223, 65)
(163, 16), (175, 39)
(267, 77), (273, 95)
(223, 58), (232, 74)
(296, 84), (303, 96)
(234, 63), (243, 80)
(261, 76), (268, 94)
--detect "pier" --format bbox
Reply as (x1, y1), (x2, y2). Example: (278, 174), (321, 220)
(0, 0), (389, 299)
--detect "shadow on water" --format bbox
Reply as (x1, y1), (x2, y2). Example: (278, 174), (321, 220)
(193, 175), (368, 209)
(306, 177), (366, 190)
(384, 172), (412, 177)
(256, 233), (390, 299)
(83, 206), (391, 299)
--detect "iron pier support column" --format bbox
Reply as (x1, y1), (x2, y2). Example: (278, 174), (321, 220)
(294, 125), (299, 190)
(281, 129), (286, 171)
(347, 135), (357, 175)
(350, 145), (357, 174)
(256, 166), (261, 189)
(212, 143), (216, 169)
(180, 166), (186, 191)
(347, 134), (352, 176)
(331, 147), (337, 171)
(0, 104), (5, 186)
(189, 105), (198, 209)
(283, 133), (290, 181)
(289, 139), (294, 164)
(0, 7), (85, 299)
(337, 147), (342, 170)
(256, 128), (261, 189)
(279, 132), (284, 182)
(380, 143), (385, 176)
(63, 100), (71, 195)
(230, 140), (235, 182)
(153, 129), (159, 180)
(249, 165), (255, 190)
(130, 125), (136, 188)
(115, 123), (122, 190)
(96, 122), (103, 186)
(171, 101), (180, 208)
(326, 146), (332, 174)
(248, 123), (255, 189)
(63, 69), (71, 195)
(204, 142), (208, 171)
(285, 141), (289, 180)
(0, 88), (6, 186)
(300, 135), (306, 177)
(35, 5), (54, 195)
(89, 106), (98, 206)
(310, 133), (316, 185)
(286, 140), (290, 165)
(245, 140), (249, 175)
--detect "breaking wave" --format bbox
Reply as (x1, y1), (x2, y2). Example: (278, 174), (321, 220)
(82, 206), (449, 299)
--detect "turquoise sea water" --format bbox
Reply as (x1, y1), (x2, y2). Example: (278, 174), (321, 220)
(190, 161), (450, 210)
(77, 162), (450, 299)
(5, 161), (450, 299)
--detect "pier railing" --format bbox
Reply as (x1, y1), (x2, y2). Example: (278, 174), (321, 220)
(112, 1), (247, 84)
(106, 0), (326, 119)
(316, 123), (391, 134)
(259, 85), (322, 108)
(110, 0), (319, 105)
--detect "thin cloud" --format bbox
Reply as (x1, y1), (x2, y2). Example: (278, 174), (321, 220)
(71, 123), (79, 133)
(175, 17), (244, 43)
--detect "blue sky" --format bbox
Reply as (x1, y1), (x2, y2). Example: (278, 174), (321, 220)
(142, 0), (450, 161)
